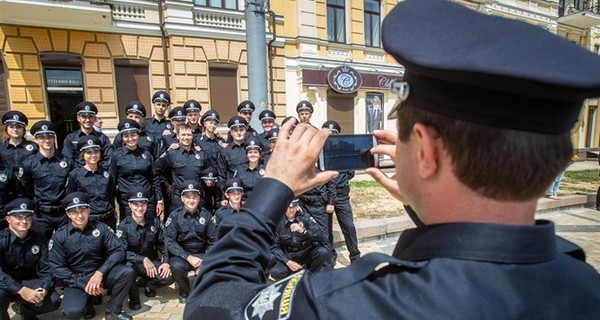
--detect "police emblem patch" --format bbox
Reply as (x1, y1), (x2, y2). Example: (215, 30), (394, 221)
(92, 229), (101, 237)
(167, 124), (172, 129)
(116, 230), (123, 238)
(199, 217), (206, 224)
(48, 240), (53, 251)
(59, 161), (67, 168)
(26, 144), (34, 151)
(151, 225), (156, 232)
(142, 154), (147, 159)
(165, 217), (172, 227)
(195, 154), (201, 159)
(147, 136), (152, 142)
(31, 245), (40, 255)
(103, 171), (110, 179)
(0, 174), (6, 182)
(259, 169), (265, 176)
(245, 271), (304, 320)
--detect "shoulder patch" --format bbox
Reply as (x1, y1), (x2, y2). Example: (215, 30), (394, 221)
(160, 152), (167, 158)
(48, 239), (53, 251)
(116, 229), (123, 238)
(165, 217), (172, 227)
(245, 270), (304, 320)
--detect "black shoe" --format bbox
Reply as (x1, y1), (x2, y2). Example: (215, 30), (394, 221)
(128, 300), (142, 311)
(144, 286), (156, 298)
(105, 311), (133, 320)
(136, 277), (147, 287)
(90, 295), (102, 305)
(83, 306), (96, 320)
(349, 254), (361, 264)
(178, 295), (188, 304)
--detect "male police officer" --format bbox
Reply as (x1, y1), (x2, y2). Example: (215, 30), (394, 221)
(217, 116), (248, 190)
(184, 0), (600, 318)
(257, 110), (276, 152)
(196, 110), (225, 171)
(296, 100), (314, 126)
(143, 90), (173, 139)
(0, 198), (61, 320)
(183, 99), (203, 136)
(50, 192), (135, 320)
(212, 178), (244, 232)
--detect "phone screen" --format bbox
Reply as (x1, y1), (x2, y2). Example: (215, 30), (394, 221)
(319, 134), (378, 171)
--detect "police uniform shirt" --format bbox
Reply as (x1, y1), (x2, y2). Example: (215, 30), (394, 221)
(19, 152), (73, 206)
(328, 171), (355, 201)
(271, 211), (327, 264)
(233, 163), (266, 199)
(61, 129), (113, 169)
(0, 228), (53, 294)
(256, 132), (271, 154)
(213, 204), (239, 229)
(216, 143), (247, 189)
(110, 147), (162, 202)
(49, 221), (126, 290)
(0, 140), (38, 174)
(195, 134), (225, 171)
(117, 215), (167, 264)
(142, 117), (173, 139)
(163, 207), (216, 259)
(113, 130), (161, 159)
(0, 168), (15, 214)
(66, 166), (116, 216)
(155, 147), (207, 196)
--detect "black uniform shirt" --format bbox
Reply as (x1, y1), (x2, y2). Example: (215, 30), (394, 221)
(184, 178), (600, 319)
(19, 153), (73, 205)
(0, 168), (15, 214)
(213, 204), (239, 227)
(271, 211), (327, 264)
(217, 143), (246, 189)
(61, 129), (112, 169)
(0, 140), (38, 174)
(195, 134), (224, 171)
(142, 117), (173, 139)
(0, 228), (53, 294)
(110, 147), (162, 201)
(49, 221), (126, 290)
(67, 166), (116, 215)
(155, 147), (207, 195)
(117, 215), (167, 264)
(163, 207), (216, 259)
(233, 163), (265, 199)
(113, 130), (160, 159)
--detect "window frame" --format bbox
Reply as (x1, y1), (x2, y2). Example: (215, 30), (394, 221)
(327, 0), (346, 43)
(364, 0), (381, 48)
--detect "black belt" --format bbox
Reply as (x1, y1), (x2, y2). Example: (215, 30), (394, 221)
(300, 195), (322, 203)
(37, 204), (63, 213)
(283, 241), (312, 253)
(90, 211), (114, 220)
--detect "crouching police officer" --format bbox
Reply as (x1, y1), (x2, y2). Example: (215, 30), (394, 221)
(117, 188), (174, 310)
(0, 198), (61, 320)
(49, 192), (135, 320)
(269, 199), (330, 280)
(163, 180), (216, 303)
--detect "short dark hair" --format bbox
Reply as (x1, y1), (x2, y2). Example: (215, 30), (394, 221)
(397, 103), (573, 201)
(177, 123), (192, 134)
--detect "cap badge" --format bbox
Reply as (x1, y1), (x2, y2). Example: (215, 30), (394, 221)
(329, 124), (334, 129)
(233, 182), (238, 188)
(390, 80), (410, 102)
(188, 184), (194, 189)
(87, 139), (93, 145)
(31, 245), (40, 255)
(208, 173), (214, 177)
(133, 104), (138, 109)
(20, 203), (27, 210)
(302, 103), (307, 108)
(92, 229), (100, 237)
(160, 94), (164, 99)
(235, 120), (240, 124)
(124, 122), (130, 129)
(137, 192), (143, 198)
(211, 113), (216, 117)
(250, 141), (255, 145)
(177, 111), (182, 116)
(190, 103), (195, 108)
(273, 132), (278, 137)
(245, 103), (250, 108)
(41, 125), (48, 131)
(73, 197), (80, 204)
(85, 105), (90, 111)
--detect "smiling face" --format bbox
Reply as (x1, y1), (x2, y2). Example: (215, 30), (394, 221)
(77, 114), (96, 130)
(178, 127), (194, 148)
(128, 200), (148, 220)
(246, 148), (261, 163)
(35, 134), (56, 152)
(261, 120), (274, 132)
(203, 119), (217, 134)
(67, 207), (90, 230)
(225, 190), (243, 205)
(182, 192), (201, 212)
(6, 124), (25, 140)
(122, 132), (139, 150)
(82, 149), (101, 166)
(6, 214), (32, 234)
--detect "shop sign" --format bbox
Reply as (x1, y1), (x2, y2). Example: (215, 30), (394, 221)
(327, 65), (363, 94)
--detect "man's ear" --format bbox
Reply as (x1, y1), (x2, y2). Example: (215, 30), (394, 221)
(412, 123), (441, 179)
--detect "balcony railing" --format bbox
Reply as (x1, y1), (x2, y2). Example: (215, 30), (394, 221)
(559, 0), (600, 17)
(192, 6), (245, 30)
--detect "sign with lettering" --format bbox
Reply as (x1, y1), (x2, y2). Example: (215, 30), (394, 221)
(45, 69), (83, 87)
(327, 65), (363, 94)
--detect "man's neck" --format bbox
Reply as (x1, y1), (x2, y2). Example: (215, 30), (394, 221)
(132, 214), (145, 226)
(154, 114), (165, 121)
(8, 227), (27, 239)
(39, 148), (55, 158)
(80, 127), (93, 135)
(230, 202), (241, 211)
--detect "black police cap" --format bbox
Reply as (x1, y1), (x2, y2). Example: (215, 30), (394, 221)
(258, 110), (276, 122)
(30, 120), (57, 137)
(152, 91), (171, 104)
(199, 167), (218, 180)
(62, 192), (91, 211)
(2, 111), (28, 126)
(76, 135), (102, 152)
(117, 118), (140, 134)
(243, 137), (264, 151)
(237, 100), (255, 113)
(223, 178), (244, 193)
(184, 99), (202, 113)
(128, 188), (149, 202)
(180, 180), (202, 195)
(322, 120), (341, 134)
(169, 107), (187, 121)
(265, 127), (280, 141)
(201, 109), (220, 123)
(75, 101), (98, 116)
(228, 116), (248, 129)
(125, 101), (147, 117)
(296, 100), (313, 113)
(4, 198), (35, 216)
(382, 0), (600, 134)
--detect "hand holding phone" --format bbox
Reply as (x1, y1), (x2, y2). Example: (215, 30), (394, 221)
(318, 134), (379, 171)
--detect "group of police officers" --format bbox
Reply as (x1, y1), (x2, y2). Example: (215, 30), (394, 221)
(0, 91), (360, 319)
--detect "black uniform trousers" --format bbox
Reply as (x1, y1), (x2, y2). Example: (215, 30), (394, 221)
(0, 279), (61, 320)
(61, 264), (135, 320)
(299, 199), (335, 265)
(332, 193), (360, 259)
(127, 260), (174, 302)
(270, 245), (330, 281)
(32, 210), (68, 240)
(170, 254), (204, 297)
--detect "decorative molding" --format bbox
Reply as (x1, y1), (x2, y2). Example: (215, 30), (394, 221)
(327, 48), (349, 58)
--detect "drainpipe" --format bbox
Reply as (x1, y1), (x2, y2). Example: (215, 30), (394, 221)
(245, 0), (269, 132)
(267, 2), (277, 111)
(158, 0), (170, 93)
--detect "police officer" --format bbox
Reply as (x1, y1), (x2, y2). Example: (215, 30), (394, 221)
(196, 110), (225, 171)
(110, 119), (163, 220)
(117, 189), (173, 310)
(143, 91), (173, 139)
(217, 116), (249, 190)
(50, 192), (135, 320)
(226, 101), (258, 143)
(161, 107), (189, 151)
(233, 137), (266, 201)
(270, 199), (330, 280)
(261, 127), (279, 165)
(296, 100), (314, 126)
(199, 167), (221, 214)
(163, 180), (215, 303)
(61, 101), (112, 169)
(212, 178), (244, 233)
(0, 111), (38, 177)
(0, 198), (61, 320)
(184, 0), (600, 318)
(323, 120), (360, 263)
(155, 123), (207, 212)
(67, 135), (117, 231)
(257, 110), (276, 152)
(19, 120), (74, 240)
(0, 161), (15, 230)
(183, 99), (203, 137)
(113, 101), (161, 159)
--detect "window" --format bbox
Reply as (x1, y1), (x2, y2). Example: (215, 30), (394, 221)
(114, 59), (150, 120)
(364, 0), (380, 47)
(327, 0), (345, 43)
(209, 66), (238, 121)
(194, 0), (237, 10)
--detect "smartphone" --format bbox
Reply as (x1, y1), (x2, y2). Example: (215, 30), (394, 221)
(318, 134), (378, 171)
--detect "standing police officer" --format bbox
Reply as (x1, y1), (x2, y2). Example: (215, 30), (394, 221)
(257, 110), (276, 152)
(50, 192), (135, 320)
(0, 111), (38, 178)
(196, 110), (224, 171)
(183, 100), (203, 137)
(161, 107), (189, 151)
(296, 100), (314, 126)
(198, 167), (221, 214)
(113, 101), (161, 159)
(0, 198), (61, 320)
(143, 91), (173, 140)
(217, 116), (248, 191)
(163, 181), (215, 303)
(19, 120), (74, 240)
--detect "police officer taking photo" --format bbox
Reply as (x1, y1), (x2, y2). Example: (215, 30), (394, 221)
(0, 198), (61, 320)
